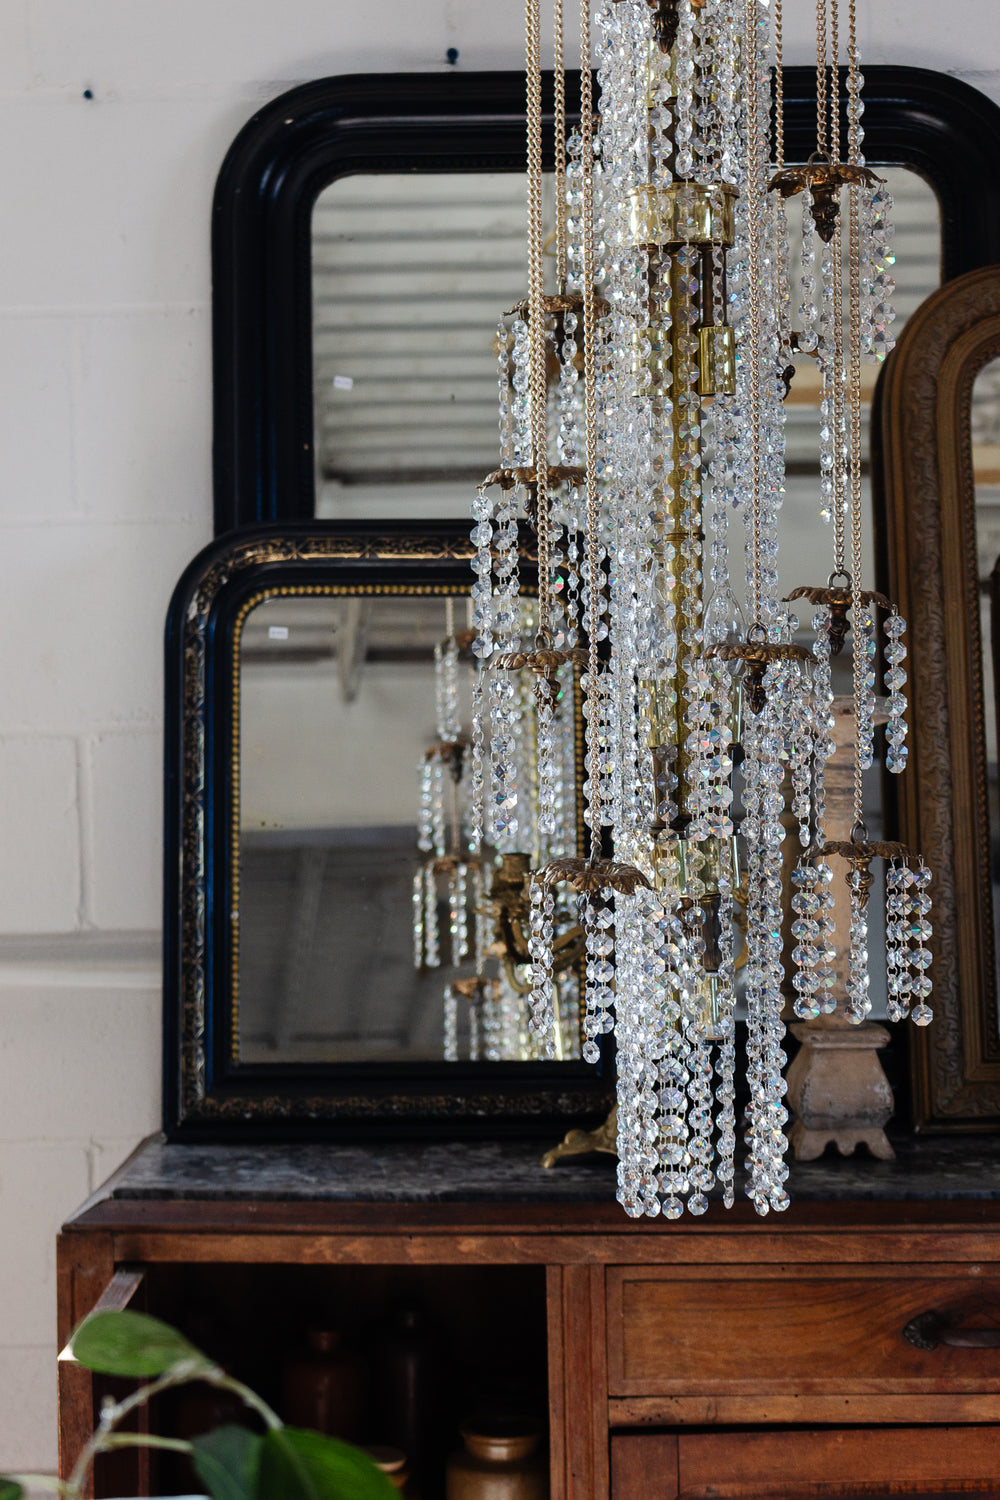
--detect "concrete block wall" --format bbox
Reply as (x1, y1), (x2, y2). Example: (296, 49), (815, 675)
(0, 0), (997, 1478)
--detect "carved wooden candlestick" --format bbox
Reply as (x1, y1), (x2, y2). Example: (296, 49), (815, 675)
(786, 697), (895, 1161)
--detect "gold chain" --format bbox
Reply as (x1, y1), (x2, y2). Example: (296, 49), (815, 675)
(554, 0), (568, 291)
(831, 216), (846, 575)
(579, 0), (602, 845)
(816, 0), (828, 157)
(525, 0), (550, 632)
(746, 0), (764, 628)
(774, 0), (784, 171)
(846, 0), (865, 824)
(829, 0), (840, 163)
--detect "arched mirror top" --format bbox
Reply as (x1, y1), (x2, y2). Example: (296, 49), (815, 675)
(212, 66), (1000, 534)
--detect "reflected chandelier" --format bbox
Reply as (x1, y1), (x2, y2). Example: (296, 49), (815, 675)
(472, 0), (933, 1217)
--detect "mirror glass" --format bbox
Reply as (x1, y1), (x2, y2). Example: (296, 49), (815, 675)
(972, 358), (1000, 1021)
(312, 166), (939, 546)
(309, 166), (940, 1027)
(236, 588), (584, 1065)
(313, 172), (537, 520)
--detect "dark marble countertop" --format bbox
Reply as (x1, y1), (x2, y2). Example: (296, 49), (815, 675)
(91, 1131), (1000, 1207)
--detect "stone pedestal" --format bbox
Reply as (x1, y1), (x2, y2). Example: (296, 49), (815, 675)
(786, 697), (896, 1161)
(786, 1019), (895, 1159)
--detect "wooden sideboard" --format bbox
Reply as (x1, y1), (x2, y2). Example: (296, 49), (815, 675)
(58, 1137), (1000, 1498)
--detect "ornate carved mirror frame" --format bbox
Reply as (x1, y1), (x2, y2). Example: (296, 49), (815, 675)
(874, 264), (1000, 1128)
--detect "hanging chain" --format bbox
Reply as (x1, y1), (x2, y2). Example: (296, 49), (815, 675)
(816, 0), (828, 158)
(774, 0), (785, 171)
(846, 0), (865, 827)
(831, 216), (847, 575)
(746, 0), (764, 630)
(553, 0), (568, 291)
(579, 0), (603, 847)
(525, 0), (551, 634)
(829, 0), (840, 162)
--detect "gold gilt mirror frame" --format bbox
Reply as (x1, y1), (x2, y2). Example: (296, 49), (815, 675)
(875, 263), (1000, 1127)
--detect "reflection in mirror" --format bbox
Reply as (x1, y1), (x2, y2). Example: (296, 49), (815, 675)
(972, 360), (1000, 1020)
(313, 173), (541, 520)
(236, 589), (583, 1066)
(306, 168), (940, 1029)
(312, 168), (939, 557)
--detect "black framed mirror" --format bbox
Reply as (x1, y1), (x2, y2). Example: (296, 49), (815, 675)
(212, 66), (1000, 535)
(163, 521), (609, 1138)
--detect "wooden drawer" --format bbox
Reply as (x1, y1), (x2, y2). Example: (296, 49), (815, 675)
(610, 1428), (1000, 1499)
(607, 1265), (1000, 1397)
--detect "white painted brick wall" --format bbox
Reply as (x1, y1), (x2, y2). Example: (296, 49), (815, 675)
(0, 0), (997, 1478)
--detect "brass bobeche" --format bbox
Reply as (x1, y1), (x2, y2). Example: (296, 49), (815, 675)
(533, 855), (652, 895)
(479, 464), (586, 493)
(769, 160), (884, 242)
(803, 838), (916, 910)
(785, 583), (891, 657)
(486, 852), (585, 994)
(492, 646), (588, 688)
(706, 639), (813, 714)
(424, 735), (470, 780)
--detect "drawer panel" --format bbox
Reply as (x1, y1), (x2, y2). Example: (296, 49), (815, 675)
(607, 1266), (1000, 1396)
(610, 1428), (1000, 1499)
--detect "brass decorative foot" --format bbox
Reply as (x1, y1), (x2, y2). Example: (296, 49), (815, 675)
(541, 1105), (618, 1168)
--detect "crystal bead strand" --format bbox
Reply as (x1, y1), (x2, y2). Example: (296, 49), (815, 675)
(855, 600), (877, 772)
(422, 866), (440, 969)
(908, 861), (934, 1026)
(814, 855), (838, 1014)
(788, 686), (815, 848)
(527, 882), (556, 1049)
(864, 183), (896, 362)
(581, 893), (614, 1063)
(681, 908), (715, 1217)
(741, 674), (790, 1214)
(468, 991), (481, 1061)
(844, 868), (871, 1023)
(797, 184), (820, 355)
(430, 756), (447, 857)
(443, 985), (458, 1061)
(883, 607), (909, 773)
(791, 859), (823, 1021)
(654, 898), (696, 1220)
(449, 862), (469, 963)
(884, 860), (912, 1022)
(412, 868), (425, 970)
(417, 761), (434, 853)
(811, 605), (835, 837)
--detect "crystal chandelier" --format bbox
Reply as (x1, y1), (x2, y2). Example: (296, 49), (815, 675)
(415, 598), (585, 1061)
(473, 0), (933, 1217)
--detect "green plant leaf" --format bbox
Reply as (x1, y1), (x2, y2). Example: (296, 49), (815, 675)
(69, 1309), (207, 1378)
(0, 1479), (24, 1500)
(257, 1428), (397, 1500)
(191, 1424), (263, 1500)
